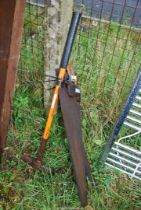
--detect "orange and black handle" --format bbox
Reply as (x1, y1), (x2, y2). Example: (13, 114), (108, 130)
(36, 11), (81, 161)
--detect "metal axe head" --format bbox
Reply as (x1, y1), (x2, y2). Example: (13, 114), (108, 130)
(22, 153), (43, 169)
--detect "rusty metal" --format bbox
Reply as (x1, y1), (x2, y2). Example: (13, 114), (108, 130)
(59, 85), (90, 207)
(22, 81), (91, 206)
(0, 0), (26, 160)
(22, 139), (47, 168)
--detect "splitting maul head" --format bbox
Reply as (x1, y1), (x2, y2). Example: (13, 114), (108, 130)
(22, 153), (43, 169)
(22, 139), (47, 169)
(22, 152), (64, 174)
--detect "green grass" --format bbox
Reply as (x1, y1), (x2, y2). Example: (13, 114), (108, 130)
(1, 87), (141, 210)
(1, 7), (141, 210)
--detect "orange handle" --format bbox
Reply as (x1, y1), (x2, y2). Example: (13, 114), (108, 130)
(43, 68), (66, 140)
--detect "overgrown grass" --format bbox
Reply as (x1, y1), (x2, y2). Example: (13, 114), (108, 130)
(1, 7), (141, 210)
(1, 87), (141, 210)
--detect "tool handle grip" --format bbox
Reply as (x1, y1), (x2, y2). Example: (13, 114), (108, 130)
(60, 11), (81, 68)
(43, 86), (59, 140)
(43, 68), (66, 140)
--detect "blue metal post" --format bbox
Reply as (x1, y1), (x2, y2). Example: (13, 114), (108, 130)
(100, 66), (141, 162)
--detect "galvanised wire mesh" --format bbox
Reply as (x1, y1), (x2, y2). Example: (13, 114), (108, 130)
(70, 0), (141, 143)
(18, 0), (141, 145)
(18, 0), (45, 84)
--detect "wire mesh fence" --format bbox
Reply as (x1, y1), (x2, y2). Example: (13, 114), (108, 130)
(18, 0), (141, 143)
(18, 0), (45, 84)
(71, 0), (141, 143)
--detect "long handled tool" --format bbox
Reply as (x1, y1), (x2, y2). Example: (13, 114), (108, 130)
(22, 67), (66, 168)
(22, 11), (90, 207)
(22, 11), (81, 167)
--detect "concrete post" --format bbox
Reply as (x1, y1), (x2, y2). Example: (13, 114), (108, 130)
(44, 0), (73, 109)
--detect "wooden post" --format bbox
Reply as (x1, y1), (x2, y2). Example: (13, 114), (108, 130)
(44, 0), (73, 109)
(0, 0), (26, 156)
